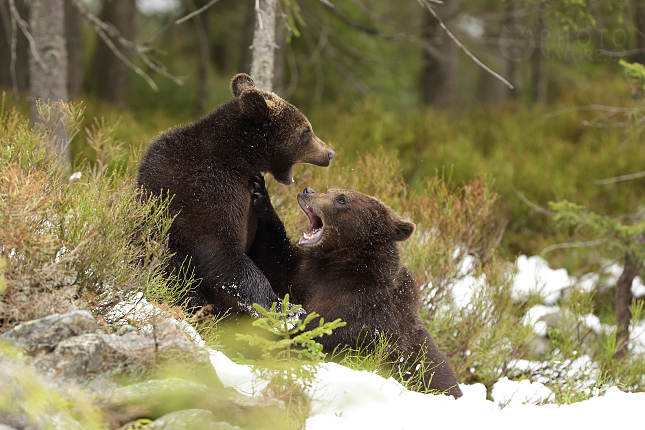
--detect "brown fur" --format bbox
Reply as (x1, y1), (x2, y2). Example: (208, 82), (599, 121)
(137, 74), (335, 315)
(249, 178), (462, 398)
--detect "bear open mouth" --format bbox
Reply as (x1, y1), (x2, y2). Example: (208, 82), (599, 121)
(298, 197), (324, 245)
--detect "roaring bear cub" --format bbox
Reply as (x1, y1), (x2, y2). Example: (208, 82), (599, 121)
(248, 177), (462, 398)
(137, 74), (335, 315)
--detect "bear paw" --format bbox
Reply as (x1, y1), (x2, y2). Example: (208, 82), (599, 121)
(251, 174), (271, 215)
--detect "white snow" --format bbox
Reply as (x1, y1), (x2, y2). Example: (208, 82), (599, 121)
(207, 348), (644, 429)
(117, 253), (645, 428)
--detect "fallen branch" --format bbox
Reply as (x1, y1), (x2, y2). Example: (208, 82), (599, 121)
(593, 171), (645, 185)
(70, 0), (184, 91)
(175, 0), (222, 25)
(540, 238), (607, 256)
(417, 0), (514, 90)
(511, 185), (556, 217)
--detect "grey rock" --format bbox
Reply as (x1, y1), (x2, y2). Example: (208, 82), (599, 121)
(107, 378), (211, 409)
(152, 319), (211, 366)
(116, 325), (138, 336)
(34, 332), (156, 379)
(152, 409), (217, 430)
(152, 409), (243, 430)
(0, 358), (84, 430)
(1, 310), (98, 355)
(0, 424), (20, 430)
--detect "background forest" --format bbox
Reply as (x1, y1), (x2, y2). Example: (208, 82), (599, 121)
(2, 0), (645, 421)
(2, 0), (644, 265)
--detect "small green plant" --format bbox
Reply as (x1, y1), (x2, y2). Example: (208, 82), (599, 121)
(332, 333), (444, 394)
(236, 295), (345, 428)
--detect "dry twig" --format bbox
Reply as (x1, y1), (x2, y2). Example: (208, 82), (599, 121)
(417, 0), (514, 90)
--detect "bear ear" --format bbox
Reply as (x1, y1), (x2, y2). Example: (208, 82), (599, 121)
(239, 88), (269, 119)
(392, 216), (415, 242)
(231, 73), (256, 98)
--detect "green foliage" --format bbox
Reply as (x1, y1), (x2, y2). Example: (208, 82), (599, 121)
(236, 296), (345, 427)
(0, 99), (187, 332)
(619, 60), (645, 91)
(281, 0), (305, 41)
(550, 199), (645, 265)
(333, 333), (445, 395)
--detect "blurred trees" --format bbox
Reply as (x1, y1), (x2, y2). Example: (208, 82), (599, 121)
(0, 0), (641, 111)
(420, 0), (457, 107)
(91, 0), (137, 105)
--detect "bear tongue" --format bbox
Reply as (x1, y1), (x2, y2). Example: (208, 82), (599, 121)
(298, 199), (324, 245)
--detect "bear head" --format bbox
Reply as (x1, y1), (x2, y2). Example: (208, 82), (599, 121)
(296, 187), (415, 253)
(231, 73), (335, 186)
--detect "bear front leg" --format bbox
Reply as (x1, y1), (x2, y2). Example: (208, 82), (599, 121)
(247, 174), (300, 298)
(193, 238), (282, 315)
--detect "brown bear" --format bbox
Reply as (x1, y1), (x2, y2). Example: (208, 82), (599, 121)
(137, 74), (335, 315)
(248, 177), (463, 398)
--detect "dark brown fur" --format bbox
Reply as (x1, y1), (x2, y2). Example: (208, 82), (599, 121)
(248, 178), (462, 398)
(137, 74), (334, 315)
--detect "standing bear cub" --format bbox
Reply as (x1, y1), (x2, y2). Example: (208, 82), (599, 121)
(248, 178), (462, 398)
(137, 73), (335, 315)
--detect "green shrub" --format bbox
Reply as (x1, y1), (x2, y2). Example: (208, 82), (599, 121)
(0, 99), (179, 332)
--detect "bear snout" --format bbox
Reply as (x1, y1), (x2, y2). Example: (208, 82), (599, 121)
(303, 187), (316, 195)
(328, 150), (335, 161)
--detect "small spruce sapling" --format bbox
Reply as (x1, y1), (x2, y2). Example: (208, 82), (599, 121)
(236, 295), (345, 420)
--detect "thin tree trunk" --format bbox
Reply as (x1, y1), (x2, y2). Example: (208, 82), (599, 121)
(0, 0), (29, 98)
(250, 0), (278, 92)
(614, 256), (639, 359)
(65, 0), (83, 99)
(273, 13), (285, 96)
(634, 0), (645, 65)
(531, 1), (546, 103)
(185, 0), (210, 114)
(92, 0), (136, 105)
(29, 0), (69, 167)
(504, 0), (518, 101)
(420, 0), (456, 108)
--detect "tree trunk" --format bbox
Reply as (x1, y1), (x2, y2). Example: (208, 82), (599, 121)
(634, 0), (645, 65)
(504, 0), (518, 101)
(185, 0), (210, 114)
(0, 0), (30, 98)
(250, 0), (278, 92)
(614, 256), (639, 359)
(92, 0), (136, 105)
(29, 0), (69, 167)
(65, 0), (83, 99)
(273, 13), (285, 96)
(420, 0), (456, 108)
(531, 1), (546, 103)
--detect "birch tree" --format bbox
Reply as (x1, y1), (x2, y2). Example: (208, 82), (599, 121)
(250, 0), (278, 92)
(28, 0), (69, 167)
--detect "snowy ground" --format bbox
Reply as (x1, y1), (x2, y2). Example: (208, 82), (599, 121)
(201, 255), (645, 429)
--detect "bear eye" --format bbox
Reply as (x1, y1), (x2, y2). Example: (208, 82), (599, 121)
(301, 128), (312, 144)
(333, 194), (350, 211)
